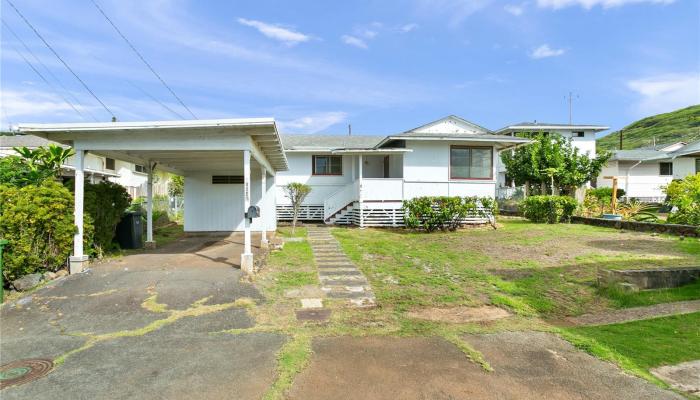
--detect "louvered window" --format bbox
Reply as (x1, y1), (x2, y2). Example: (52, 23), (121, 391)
(212, 175), (243, 184)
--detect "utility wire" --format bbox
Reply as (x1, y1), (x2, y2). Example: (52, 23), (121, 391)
(90, 0), (197, 119)
(2, 20), (93, 121)
(5, 0), (116, 120)
(126, 80), (187, 120)
(1, 18), (99, 122)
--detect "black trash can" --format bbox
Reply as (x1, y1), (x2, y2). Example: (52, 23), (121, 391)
(116, 211), (143, 249)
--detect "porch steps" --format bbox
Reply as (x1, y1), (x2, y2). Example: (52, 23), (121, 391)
(307, 226), (376, 308)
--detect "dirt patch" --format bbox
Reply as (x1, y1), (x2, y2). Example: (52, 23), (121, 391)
(288, 334), (681, 400)
(406, 305), (511, 323)
(651, 360), (700, 396)
(567, 299), (700, 326)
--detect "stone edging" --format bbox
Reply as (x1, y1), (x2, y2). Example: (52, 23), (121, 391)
(571, 216), (699, 237)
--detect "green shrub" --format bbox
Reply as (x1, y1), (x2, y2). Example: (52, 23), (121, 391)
(402, 196), (497, 232)
(520, 195), (577, 223)
(664, 174), (700, 225)
(84, 181), (131, 254)
(0, 181), (93, 281)
(587, 187), (625, 202)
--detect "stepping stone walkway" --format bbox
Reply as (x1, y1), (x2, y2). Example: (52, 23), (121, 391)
(306, 226), (376, 308)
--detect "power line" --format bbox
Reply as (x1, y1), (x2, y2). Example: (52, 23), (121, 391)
(126, 80), (187, 120)
(2, 19), (92, 121)
(90, 0), (198, 119)
(5, 0), (116, 120)
(2, 18), (99, 122)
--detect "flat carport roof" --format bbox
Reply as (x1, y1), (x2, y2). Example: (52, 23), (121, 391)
(16, 118), (287, 275)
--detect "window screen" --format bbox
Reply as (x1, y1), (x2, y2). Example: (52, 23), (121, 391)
(105, 158), (115, 170)
(134, 165), (146, 173)
(450, 146), (492, 179)
(659, 162), (673, 176)
(313, 155), (342, 175)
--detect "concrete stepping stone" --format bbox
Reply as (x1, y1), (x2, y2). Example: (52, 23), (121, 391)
(307, 226), (376, 308)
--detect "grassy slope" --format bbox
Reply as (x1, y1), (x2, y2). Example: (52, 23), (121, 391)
(570, 312), (700, 369)
(597, 104), (700, 152)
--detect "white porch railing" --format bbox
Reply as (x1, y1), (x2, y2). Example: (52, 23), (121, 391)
(362, 178), (404, 201)
(323, 179), (360, 220)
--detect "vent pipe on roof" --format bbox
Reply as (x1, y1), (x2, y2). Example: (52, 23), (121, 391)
(348, 124), (352, 136)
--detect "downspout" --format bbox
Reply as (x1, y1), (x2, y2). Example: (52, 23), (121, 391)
(625, 160), (642, 201)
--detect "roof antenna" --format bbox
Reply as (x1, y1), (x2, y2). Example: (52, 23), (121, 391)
(111, 116), (117, 122)
(348, 124), (352, 136)
(567, 91), (579, 125)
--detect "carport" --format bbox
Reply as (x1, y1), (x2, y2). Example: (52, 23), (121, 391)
(17, 118), (288, 274)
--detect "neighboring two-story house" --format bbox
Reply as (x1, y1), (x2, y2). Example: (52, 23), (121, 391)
(596, 141), (700, 202)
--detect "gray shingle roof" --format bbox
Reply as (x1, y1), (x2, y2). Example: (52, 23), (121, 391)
(609, 149), (670, 161)
(0, 134), (61, 148)
(672, 140), (700, 157)
(281, 134), (384, 150)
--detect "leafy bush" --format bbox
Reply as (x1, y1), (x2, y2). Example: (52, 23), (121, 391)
(520, 195), (577, 223)
(84, 181), (131, 254)
(403, 196), (497, 232)
(664, 174), (700, 225)
(587, 187), (625, 202)
(0, 144), (74, 187)
(0, 181), (93, 281)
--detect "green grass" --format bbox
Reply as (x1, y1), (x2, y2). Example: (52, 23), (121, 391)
(569, 312), (700, 369)
(268, 241), (314, 270)
(333, 220), (700, 318)
(276, 226), (308, 238)
(153, 223), (185, 247)
(601, 280), (700, 308)
(597, 104), (700, 152)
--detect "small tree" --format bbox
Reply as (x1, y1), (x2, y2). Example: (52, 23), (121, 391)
(169, 175), (184, 197)
(283, 182), (311, 234)
(501, 133), (610, 196)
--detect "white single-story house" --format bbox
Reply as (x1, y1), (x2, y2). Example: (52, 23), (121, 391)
(596, 141), (700, 202)
(494, 122), (609, 191)
(276, 115), (530, 226)
(18, 114), (615, 274)
(0, 134), (164, 197)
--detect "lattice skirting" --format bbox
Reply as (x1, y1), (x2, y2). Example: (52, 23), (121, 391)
(276, 205), (324, 221)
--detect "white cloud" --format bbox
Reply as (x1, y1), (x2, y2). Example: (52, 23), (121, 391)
(415, 0), (493, 27)
(626, 73), (700, 115)
(237, 18), (311, 45)
(399, 23), (419, 33)
(537, 0), (674, 10)
(277, 111), (348, 133)
(341, 35), (368, 49)
(530, 44), (566, 59)
(1, 89), (86, 123)
(504, 4), (525, 15)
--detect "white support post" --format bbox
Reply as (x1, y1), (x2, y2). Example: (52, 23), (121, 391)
(241, 150), (254, 274)
(145, 162), (156, 249)
(69, 149), (89, 273)
(260, 168), (269, 249)
(359, 154), (364, 228)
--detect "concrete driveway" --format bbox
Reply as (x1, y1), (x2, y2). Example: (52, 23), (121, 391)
(1, 233), (284, 400)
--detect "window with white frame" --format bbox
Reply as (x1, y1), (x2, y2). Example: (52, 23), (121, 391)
(312, 155), (342, 175)
(450, 146), (492, 179)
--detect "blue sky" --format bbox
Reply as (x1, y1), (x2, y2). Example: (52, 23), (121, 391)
(1, 0), (698, 138)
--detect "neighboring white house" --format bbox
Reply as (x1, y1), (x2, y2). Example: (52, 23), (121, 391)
(0, 134), (158, 197)
(494, 122), (609, 190)
(276, 116), (530, 226)
(596, 141), (700, 202)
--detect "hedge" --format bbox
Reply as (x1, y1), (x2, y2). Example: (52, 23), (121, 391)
(520, 195), (577, 224)
(403, 196), (497, 232)
(0, 181), (94, 281)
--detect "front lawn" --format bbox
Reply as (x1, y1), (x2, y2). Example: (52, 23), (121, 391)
(333, 219), (700, 318)
(569, 312), (700, 369)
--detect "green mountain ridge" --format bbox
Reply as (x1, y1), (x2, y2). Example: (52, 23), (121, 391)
(597, 105), (700, 152)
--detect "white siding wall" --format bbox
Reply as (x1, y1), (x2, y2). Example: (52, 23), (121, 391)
(275, 152), (353, 205)
(674, 157), (697, 179)
(362, 155), (384, 178)
(597, 161), (672, 199)
(184, 170), (274, 232)
(403, 140), (497, 199)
